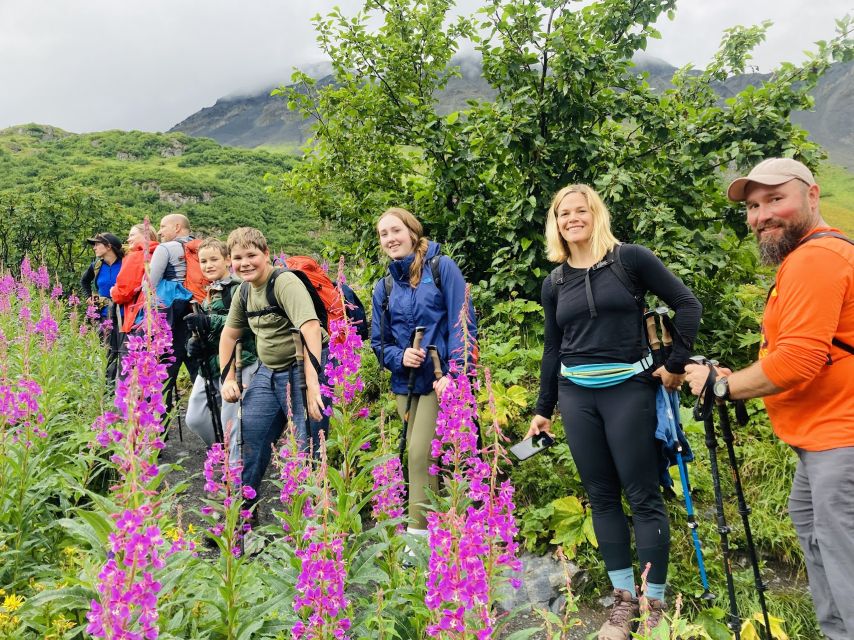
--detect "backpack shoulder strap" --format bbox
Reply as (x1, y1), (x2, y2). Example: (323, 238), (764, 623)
(429, 255), (443, 293)
(383, 273), (393, 310)
(265, 267), (284, 309)
(608, 244), (644, 306)
(220, 280), (236, 311)
(549, 264), (565, 288)
(797, 231), (854, 248)
(239, 281), (249, 311)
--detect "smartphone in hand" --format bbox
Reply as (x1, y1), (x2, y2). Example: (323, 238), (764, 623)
(509, 432), (555, 461)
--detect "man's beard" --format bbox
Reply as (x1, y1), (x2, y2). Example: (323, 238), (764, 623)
(756, 217), (813, 265)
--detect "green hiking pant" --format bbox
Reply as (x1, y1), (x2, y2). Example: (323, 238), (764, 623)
(396, 392), (440, 530)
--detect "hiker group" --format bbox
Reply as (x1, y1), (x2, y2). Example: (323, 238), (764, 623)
(81, 158), (854, 640)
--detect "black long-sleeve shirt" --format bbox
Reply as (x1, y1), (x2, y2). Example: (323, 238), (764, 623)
(534, 243), (702, 418)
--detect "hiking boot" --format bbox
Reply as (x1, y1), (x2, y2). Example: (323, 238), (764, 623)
(640, 597), (667, 636)
(598, 589), (639, 640)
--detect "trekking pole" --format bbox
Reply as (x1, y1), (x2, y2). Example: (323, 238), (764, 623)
(399, 326), (426, 489)
(716, 397), (773, 639)
(692, 357), (741, 638)
(645, 311), (663, 367)
(290, 327), (310, 425)
(234, 339), (244, 464)
(427, 345), (443, 382)
(191, 302), (224, 444)
(659, 323), (714, 600)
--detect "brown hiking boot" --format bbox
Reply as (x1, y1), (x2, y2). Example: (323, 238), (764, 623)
(640, 597), (667, 635)
(598, 589), (639, 640)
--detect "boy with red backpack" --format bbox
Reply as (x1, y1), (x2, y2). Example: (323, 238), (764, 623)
(219, 227), (330, 503)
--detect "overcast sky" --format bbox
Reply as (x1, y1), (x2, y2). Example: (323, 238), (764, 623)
(1, 0), (850, 133)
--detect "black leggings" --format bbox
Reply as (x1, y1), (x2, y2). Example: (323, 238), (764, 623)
(558, 377), (670, 584)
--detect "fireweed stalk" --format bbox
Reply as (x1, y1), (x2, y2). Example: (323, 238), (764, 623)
(87, 229), (178, 640)
(0, 267), (51, 583)
(370, 414), (406, 532)
(321, 263), (370, 489)
(291, 434), (351, 640)
(424, 291), (521, 639)
(199, 435), (255, 640)
(276, 424), (315, 541)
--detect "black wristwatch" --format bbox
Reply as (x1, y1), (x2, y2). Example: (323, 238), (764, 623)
(713, 376), (731, 401)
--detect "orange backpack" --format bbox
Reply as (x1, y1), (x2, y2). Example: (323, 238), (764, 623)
(177, 238), (207, 303)
(283, 256), (344, 326)
(240, 256), (343, 331)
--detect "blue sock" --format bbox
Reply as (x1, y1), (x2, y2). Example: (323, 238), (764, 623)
(607, 567), (635, 594)
(645, 582), (666, 602)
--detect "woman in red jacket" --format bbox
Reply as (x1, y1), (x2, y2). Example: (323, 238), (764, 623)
(111, 223), (159, 334)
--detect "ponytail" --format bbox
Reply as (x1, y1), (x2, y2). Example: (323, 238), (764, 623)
(409, 237), (430, 288)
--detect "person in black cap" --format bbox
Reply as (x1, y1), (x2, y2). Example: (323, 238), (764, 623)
(80, 232), (125, 383)
(81, 233), (125, 315)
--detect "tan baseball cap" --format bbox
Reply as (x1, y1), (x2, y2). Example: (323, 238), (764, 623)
(727, 158), (816, 202)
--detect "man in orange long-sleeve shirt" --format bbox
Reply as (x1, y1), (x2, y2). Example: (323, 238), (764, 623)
(686, 158), (854, 639)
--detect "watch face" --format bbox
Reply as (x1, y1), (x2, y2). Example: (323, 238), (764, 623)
(714, 378), (728, 398)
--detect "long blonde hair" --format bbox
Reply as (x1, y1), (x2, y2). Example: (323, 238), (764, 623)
(544, 184), (619, 264)
(377, 207), (430, 287)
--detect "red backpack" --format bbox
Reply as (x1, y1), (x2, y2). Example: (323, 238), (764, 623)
(177, 238), (207, 303)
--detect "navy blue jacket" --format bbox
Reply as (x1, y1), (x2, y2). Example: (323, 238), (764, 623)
(371, 241), (477, 395)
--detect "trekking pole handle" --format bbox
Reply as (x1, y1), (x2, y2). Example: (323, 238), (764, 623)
(290, 328), (308, 393)
(412, 326), (426, 351)
(645, 314), (661, 353)
(235, 339), (243, 393)
(427, 345), (442, 380)
(660, 318), (673, 349)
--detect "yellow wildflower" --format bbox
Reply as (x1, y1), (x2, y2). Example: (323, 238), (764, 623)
(2, 593), (25, 612)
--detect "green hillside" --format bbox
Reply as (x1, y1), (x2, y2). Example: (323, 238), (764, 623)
(0, 124), (332, 287)
(818, 162), (854, 235)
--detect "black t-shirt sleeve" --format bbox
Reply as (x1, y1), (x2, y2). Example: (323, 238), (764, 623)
(80, 261), (96, 298)
(535, 274), (561, 418)
(625, 244), (702, 373)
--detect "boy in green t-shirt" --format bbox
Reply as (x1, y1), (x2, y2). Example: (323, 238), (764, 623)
(219, 227), (327, 500)
(184, 238), (258, 464)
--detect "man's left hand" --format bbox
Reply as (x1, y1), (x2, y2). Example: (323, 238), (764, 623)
(684, 363), (733, 396)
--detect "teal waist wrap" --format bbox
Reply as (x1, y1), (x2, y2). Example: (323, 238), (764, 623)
(560, 353), (654, 388)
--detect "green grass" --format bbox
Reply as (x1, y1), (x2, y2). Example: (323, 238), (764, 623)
(0, 124), (337, 286)
(817, 162), (854, 235)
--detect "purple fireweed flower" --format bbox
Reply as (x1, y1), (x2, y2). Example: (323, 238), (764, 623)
(0, 377), (46, 441)
(277, 431), (314, 531)
(370, 456), (406, 531)
(292, 536), (351, 640)
(68, 293), (81, 306)
(86, 304), (100, 322)
(423, 364), (522, 636)
(322, 317), (364, 411)
(50, 282), (63, 300)
(34, 304), (59, 349)
(429, 367), (480, 472)
(86, 506), (165, 640)
(202, 442), (252, 554)
(20, 257), (50, 290)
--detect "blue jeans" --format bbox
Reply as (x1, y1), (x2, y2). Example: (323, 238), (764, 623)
(240, 350), (329, 499)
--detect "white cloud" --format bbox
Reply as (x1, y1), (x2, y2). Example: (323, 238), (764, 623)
(0, 0), (850, 132)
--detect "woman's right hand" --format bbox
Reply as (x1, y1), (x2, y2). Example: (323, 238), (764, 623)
(526, 415), (554, 439)
(221, 379), (241, 403)
(402, 347), (426, 368)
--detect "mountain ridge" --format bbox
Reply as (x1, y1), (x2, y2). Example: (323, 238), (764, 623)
(169, 56), (854, 169)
